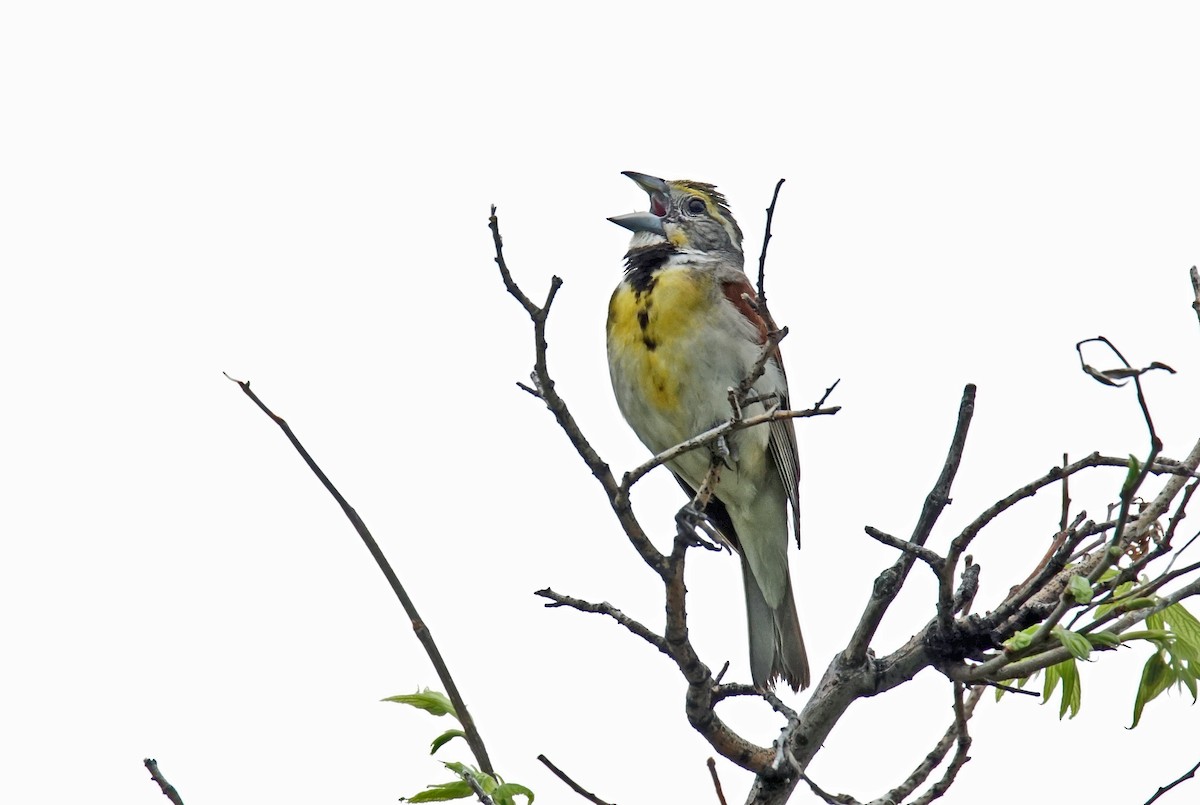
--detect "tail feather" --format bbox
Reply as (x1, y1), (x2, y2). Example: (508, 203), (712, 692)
(742, 560), (810, 691)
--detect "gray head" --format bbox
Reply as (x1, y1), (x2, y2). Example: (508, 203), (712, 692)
(609, 171), (744, 262)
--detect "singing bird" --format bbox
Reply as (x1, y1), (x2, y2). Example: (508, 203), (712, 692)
(606, 171), (809, 691)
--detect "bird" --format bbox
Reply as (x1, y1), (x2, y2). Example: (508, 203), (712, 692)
(606, 171), (810, 691)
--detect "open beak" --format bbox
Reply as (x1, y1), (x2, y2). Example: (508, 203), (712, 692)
(621, 170), (671, 216)
(609, 170), (670, 234)
(608, 211), (666, 235)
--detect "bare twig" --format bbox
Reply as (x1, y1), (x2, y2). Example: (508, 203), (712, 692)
(490, 208), (668, 578)
(813, 378), (842, 410)
(1165, 529), (1200, 576)
(535, 588), (668, 653)
(707, 758), (729, 805)
(909, 684), (974, 805)
(864, 525), (944, 573)
(848, 384), (976, 664)
(143, 758), (185, 805)
(800, 772), (861, 805)
(620, 403), (838, 492)
(976, 575), (1200, 682)
(961, 444), (1200, 635)
(875, 686), (982, 805)
(537, 754), (616, 805)
(1059, 452), (1071, 533)
(1189, 266), (1200, 329)
(225, 375), (494, 776)
(1163, 481), (1200, 558)
(1145, 758), (1200, 805)
(735, 326), (789, 402)
(981, 680), (1038, 697)
(755, 178), (786, 313)
(953, 558), (981, 617)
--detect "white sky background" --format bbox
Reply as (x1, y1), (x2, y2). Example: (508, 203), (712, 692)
(3, 2), (1199, 803)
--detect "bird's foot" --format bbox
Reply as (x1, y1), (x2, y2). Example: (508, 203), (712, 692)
(711, 434), (733, 469)
(675, 504), (728, 552)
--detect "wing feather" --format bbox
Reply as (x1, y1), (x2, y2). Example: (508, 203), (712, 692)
(767, 366), (802, 550)
(721, 277), (802, 550)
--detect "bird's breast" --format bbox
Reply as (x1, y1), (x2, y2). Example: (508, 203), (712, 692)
(607, 267), (711, 415)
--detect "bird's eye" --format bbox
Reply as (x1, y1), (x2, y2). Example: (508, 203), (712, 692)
(686, 197), (707, 215)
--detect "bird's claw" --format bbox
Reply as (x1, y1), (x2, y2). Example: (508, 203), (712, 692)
(710, 434), (734, 471)
(675, 504), (726, 552)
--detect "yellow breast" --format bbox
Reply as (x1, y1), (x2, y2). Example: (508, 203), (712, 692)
(607, 267), (711, 412)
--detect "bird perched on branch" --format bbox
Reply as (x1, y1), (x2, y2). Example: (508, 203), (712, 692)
(606, 171), (809, 691)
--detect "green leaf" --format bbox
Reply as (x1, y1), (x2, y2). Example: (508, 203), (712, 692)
(1052, 626), (1093, 661)
(1057, 659), (1082, 719)
(1120, 629), (1173, 645)
(1165, 603), (1200, 652)
(1178, 662), (1199, 701)
(1146, 610), (1167, 632)
(442, 764), (496, 794)
(475, 773), (498, 794)
(1006, 632), (1031, 651)
(1087, 631), (1121, 648)
(1116, 597), (1158, 613)
(1004, 624), (1039, 652)
(1131, 652), (1174, 728)
(493, 783), (536, 805)
(430, 729), (465, 755)
(1098, 567), (1121, 583)
(1042, 662), (1061, 702)
(1068, 575), (1094, 604)
(383, 689), (458, 719)
(402, 781), (473, 802)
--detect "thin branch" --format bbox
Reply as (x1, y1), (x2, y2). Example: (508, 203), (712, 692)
(490, 208), (667, 577)
(735, 326), (789, 403)
(909, 684), (974, 805)
(981, 680), (1038, 697)
(1165, 529), (1200, 576)
(978, 576), (1200, 681)
(225, 375), (494, 776)
(1190, 266), (1200, 329)
(1073, 337), (1165, 591)
(800, 772), (862, 805)
(813, 378), (842, 410)
(535, 588), (668, 653)
(953, 558), (981, 617)
(1076, 558), (1200, 636)
(875, 686), (982, 805)
(1163, 480), (1200, 561)
(755, 178), (786, 311)
(1059, 452), (1071, 533)
(537, 754), (616, 805)
(864, 525), (945, 572)
(620, 403), (838, 493)
(143, 758), (185, 805)
(961, 444), (1200, 634)
(1145, 758), (1200, 805)
(463, 771), (497, 805)
(847, 384), (976, 665)
(992, 519), (1111, 633)
(707, 758), (729, 805)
